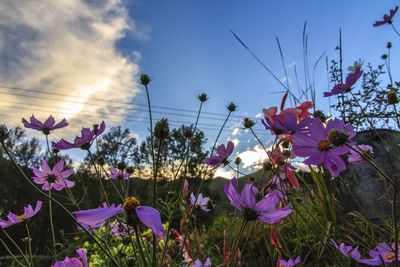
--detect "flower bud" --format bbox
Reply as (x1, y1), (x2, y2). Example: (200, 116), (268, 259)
(382, 54), (388, 60)
(226, 102), (238, 112)
(328, 129), (350, 146)
(139, 74), (151, 86)
(182, 127), (194, 138)
(93, 124), (99, 135)
(243, 117), (255, 129)
(234, 156), (242, 165)
(197, 93), (208, 103)
(313, 110), (327, 123)
(281, 141), (290, 148)
(387, 42), (392, 49)
(52, 148), (60, 154)
(117, 161), (127, 170)
(387, 90), (399, 104)
(126, 166), (135, 174)
(97, 156), (105, 166)
(263, 161), (273, 171)
(0, 124), (10, 143)
(282, 150), (291, 158)
(154, 118), (170, 140)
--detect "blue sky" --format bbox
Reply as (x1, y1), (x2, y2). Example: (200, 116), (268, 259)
(0, 0), (399, 174)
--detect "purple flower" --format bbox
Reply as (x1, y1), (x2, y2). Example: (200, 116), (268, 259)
(73, 200), (165, 238)
(204, 141), (234, 166)
(323, 68), (363, 97)
(32, 160), (75, 191)
(348, 144), (373, 164)
(110, 166), (129, 180)
(22, 115), (69, 135)
(52, 248), (88, 267)
(292, 118), (355, 177)
(373, 6), (399, 27)
(73, 203), (123, 230)
(0, 201), (42, 228)
(331, 240), (387, 266)
(278, 256), (301, 267)
(224, 178), (292, 223)
(262, 112), (299, 136)
(369, 243), (400, 264)
(190, 193), (210, 212)
(52, 121), (105, 151)
(194, 257), (211, 267)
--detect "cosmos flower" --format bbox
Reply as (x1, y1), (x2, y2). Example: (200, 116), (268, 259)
(348, 144), (373, 164)
(194, 258), (211, 267)
(52, 248), (88, 267)
(323, 67), (363, 97)
(0, 201), (42, 228)
(110, 166), (129, 180)
(32, 160), (75, 191)
(331, 240), (396, 266)
(292, 118), (356, 177)
(22, 115), (69, 135)
(278, 256), (301, 267)
(204, 141), (234, 167)
(373, 6), (399, 27)
(72, 198), (165, 238)
(52, 121), (105, 150)
(190, 193), (211, 212)
(224, 178), (292, 223)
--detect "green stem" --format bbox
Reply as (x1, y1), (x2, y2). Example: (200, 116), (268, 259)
(87, 151), (109, 204)
(0, 236), (27, 267)
(25, 224), (33, 266)
(2, 229), (31, 266)
(134, 226), (149, 267)
(228, 219), (248, 267)
(48, 189), (57, 259)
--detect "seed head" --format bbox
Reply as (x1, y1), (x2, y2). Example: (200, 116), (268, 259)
(139, 74), (151, 86)
(154, 118), (170, 140)
(243, 117), (255, 129)
(226, 102), (238, 112)
(197, 93), (208, 103)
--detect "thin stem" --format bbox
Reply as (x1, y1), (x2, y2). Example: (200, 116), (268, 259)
(48, 189), (58, 259)
(152, 138), (163, 267)
(250, 128), (268, 154)
(391, 24), (400, 38)
(393, 187), (398, 267)
(87, 151), (109, 204)
(393, 104), (400, 129)
(0, 236), (27, 267)
(2, 229), (31, 266)
(228, 219), (248, 267)
(1, 142), (120, 266)
(25, 224), (33, 266)
(134, 226), (149, 267)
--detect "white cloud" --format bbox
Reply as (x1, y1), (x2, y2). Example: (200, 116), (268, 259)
(0, 0), (142, 139)
(214, 168), (235, 179)
(232, 127), (240, 136)
(236, 144), (267, 169)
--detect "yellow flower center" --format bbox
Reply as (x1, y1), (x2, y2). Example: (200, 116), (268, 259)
(386, 252), (395, 261)
(123, 197), (140, 212)
(17, 214), (25, 221)
(317, 140), (331, 151)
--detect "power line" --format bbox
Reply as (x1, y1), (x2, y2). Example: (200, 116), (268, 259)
(0, 85), (245, 119)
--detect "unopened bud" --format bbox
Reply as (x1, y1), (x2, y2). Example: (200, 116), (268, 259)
(126, 166), (135, 174)
(197, 93), (208, 103)
(97, 156), (105, 166)
(387, 90), (399, 104)
(235, 156), (242, 165)
(313, 110), (327, 123)
(226, 102), (238, 112)
(382, 54), (388, 60)
(139, 74), (151, 86)
(243, 117), (255, 129)
(154, 118), (170, 140)
(387, 42), (392, 49)
(117, 161), (127, 170)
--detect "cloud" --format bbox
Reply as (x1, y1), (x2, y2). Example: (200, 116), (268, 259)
(236, 144), (267, 169)
(0, 0), (141, 140)
(214, 168), (235, 179)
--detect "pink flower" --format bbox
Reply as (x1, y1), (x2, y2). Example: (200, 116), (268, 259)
(324, 67), (363, 97)
(190, 193), (211, 212)
(32, 160), (75, 191)
(278, 256), (301, 267)
(194, 258), (211, 267)
(52, 248), (88, 267)
(22, 115), (68, 135)
(204, 141), (234, 167)
(373, 6), (399, 27)
(348, 144), (373, 164)
(292, 118), (356, 177)
(0, 201), (42, 228)
(110, 166), (129, 180)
